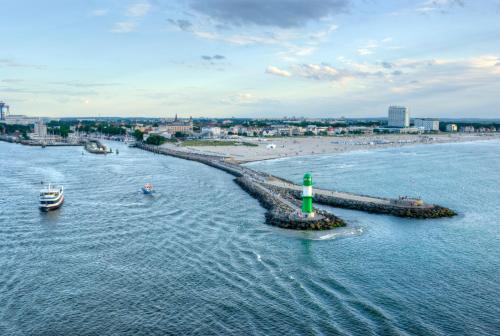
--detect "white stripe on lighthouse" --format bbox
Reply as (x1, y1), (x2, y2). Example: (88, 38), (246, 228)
(302, 186), (313, 197)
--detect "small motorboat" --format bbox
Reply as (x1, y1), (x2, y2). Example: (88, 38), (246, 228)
(142, 183), (155, 194)
(39, 184), (64, 212)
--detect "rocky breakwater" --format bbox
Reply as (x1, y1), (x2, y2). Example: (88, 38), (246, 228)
(234, 177), (345, 230)
(85, 140), (109, 154)
(282, 189), (457, 219)
(138, 143), (345, 230)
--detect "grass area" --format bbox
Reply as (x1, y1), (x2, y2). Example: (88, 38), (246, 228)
(181, 140), (258, 147)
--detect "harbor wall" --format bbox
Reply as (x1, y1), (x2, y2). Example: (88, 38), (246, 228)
(234, 177), (345, 230)
(136, 143), (457, 223)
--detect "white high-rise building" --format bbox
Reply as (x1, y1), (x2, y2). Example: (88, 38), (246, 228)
(414, 119), (440, 131)
(388, 106), (410, 128)
(34, 119), (47, 137)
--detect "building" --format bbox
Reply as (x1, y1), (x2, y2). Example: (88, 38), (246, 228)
(388, 106), (410, 128)
(34, 120), (47, 137)
(0, 101), (9, 120)
(1, 115), (40, 125)
(163, 114), (193, 134)
(446, 124), (458, 132)
(201, 127), (221, 138)
(414, 118), (439, 131)
(460, 126), (475, 133)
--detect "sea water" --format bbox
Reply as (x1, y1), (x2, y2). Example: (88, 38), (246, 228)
(0, 139), (498, 335)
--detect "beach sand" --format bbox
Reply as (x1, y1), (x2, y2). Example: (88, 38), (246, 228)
(160, 133), (500, 163)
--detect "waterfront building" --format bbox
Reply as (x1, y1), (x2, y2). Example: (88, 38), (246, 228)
(262, 128), (277, 136)
(33, 120), (47, 137)
(306, 125), (319, 135)
(388, 106), (410, 128)
(446, 124), (458, 132)
(414, 119), (440, 131)
(201, 127), (221, 138)
(0, 101), (9, 120)
(460, 126), (475, 133)
(163, 115), (193, 134)
(1, 115), (40, 125)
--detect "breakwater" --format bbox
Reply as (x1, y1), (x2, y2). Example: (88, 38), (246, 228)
(0, 135), (82, 146)
(84, 140), (109, 154)
(136, 143), (456, 229)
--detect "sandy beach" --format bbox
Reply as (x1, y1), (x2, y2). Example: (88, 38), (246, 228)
(160, 133), (500, 163)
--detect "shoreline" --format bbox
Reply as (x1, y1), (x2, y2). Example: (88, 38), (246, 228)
(160, 134), (500, 164)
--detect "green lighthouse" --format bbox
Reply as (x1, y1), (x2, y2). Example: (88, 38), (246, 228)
(302, 172), (314, 217)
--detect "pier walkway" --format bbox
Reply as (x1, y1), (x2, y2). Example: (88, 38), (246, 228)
(137, 143), (456, 228)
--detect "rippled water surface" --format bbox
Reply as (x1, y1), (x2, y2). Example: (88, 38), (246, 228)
(0, 140), (499, 335)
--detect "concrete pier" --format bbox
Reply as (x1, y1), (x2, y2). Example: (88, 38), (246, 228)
(137, 143), (456, 229)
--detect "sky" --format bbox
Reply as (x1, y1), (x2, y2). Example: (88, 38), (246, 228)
(1, 0), (500, 118)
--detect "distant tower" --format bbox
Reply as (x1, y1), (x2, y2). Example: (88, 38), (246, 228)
(302, 172), (314, 217)
(0, 101), (9, 120)
(174, 114), (178, 122)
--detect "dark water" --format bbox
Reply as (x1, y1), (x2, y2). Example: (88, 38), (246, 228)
(0, 140), (499, 335)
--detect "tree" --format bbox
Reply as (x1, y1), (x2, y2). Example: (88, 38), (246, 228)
(133, 129), (144, 141)
(145, 134), (166, 146)
(174, 131), (188, 139)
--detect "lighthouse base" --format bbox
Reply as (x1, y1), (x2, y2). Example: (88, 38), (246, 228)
(302, 211), (315, 218)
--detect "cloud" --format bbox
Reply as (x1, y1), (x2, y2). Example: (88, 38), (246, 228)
(416, 0), (465, 13)
(381, 62), (393, 69)
(167, 19), (193, 31)
(51, 81), (119, 88)
(111, 21), (137, 33)
(127, 2), (152, 17)
(220, 92), (261, 105)
(1, 78), (24, 83)
(357, 38), (396, 56)
(201, 55), (225, 61)
(0, 58), (44, 69)
(265, 55), (500, 88)
(291, 63), (355, 81)
(91, 9), (108, 16)
(188, 0), (348, 28)
(266, 66), (292, 77)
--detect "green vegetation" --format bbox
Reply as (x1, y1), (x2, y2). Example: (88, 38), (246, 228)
(145, 134), (167, 146)
(181, 140), (258, 147)
(133, 129), (144, 141)
(0, 123), (32, 135)
(174, 131), (190, 139)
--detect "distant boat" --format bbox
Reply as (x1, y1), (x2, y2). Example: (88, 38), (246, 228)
(116, 149), (119, 155)
(142, 183), (155, 194)
(39, 184), (64, 212)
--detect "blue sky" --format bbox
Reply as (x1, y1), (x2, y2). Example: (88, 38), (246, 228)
(1, 0), (500, 118)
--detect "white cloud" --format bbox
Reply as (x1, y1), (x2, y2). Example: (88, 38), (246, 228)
(91, 9), (108, 16)
(127, 2), (151, 17)
(266, 66), (292, 78)
(111, 21), (137, 33)
(357, 38), (397, 56)
(220, 92), (259, 105)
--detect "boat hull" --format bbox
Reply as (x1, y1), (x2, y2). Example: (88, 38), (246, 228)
(142, 188), (154, 195)
(39, 196), (64, 212)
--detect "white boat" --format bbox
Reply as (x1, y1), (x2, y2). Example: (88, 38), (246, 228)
(39, 184), (64, 212)
(142, 183), (154, 194)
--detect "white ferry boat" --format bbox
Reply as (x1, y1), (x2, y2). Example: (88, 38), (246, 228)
(39, 184), (64, 212)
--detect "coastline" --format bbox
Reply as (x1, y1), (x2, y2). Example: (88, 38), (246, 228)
(160, 133), (500, 164)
